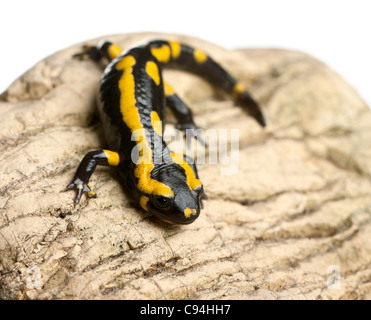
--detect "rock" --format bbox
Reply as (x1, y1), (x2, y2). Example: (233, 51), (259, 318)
(1, 32), (371, 300)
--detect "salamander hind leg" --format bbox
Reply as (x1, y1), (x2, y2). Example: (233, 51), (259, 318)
(67, 149), (120, 205)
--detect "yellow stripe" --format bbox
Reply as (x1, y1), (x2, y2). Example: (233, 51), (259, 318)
(108, 44), (122, 60)
(103, 150), (120, 166)
(193, 49), (207, 63)
(151, 45), (171, 63)
(171, 152), (202, 190)
(135, 163), (174, 197)
(116, 55), (173, 198)
(145, 61), (160, 85)
(151, 111), (162, 136)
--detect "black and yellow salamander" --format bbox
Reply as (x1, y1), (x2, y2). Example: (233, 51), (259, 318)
(68, 39), (266, 224)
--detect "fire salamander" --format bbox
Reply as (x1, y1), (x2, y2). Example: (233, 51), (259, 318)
(68, 39), (266, 224)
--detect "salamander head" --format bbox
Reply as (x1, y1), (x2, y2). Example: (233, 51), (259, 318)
(148, 164), (204, 224)
(148, 191), (203, 225)
(127, 162), (204, 224)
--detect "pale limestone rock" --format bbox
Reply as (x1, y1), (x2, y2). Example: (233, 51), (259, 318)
(0, 33), (371, 300)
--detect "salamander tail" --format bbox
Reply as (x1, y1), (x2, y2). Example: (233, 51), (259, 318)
(236, 91), (266, 127)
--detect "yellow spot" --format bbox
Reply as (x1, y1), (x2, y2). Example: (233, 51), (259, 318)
(108, 44), (122, 60)
(193, 49), (207, 63)
(233, 82), (245, 98)
(151, 111), (162, 136)
(169, 41), (181, 59)
(171, 153), (202, 190)
(88, 190), (96, 197)
(116, 55), (136, 70)
(140, 196), (150, 212)
(145, 61), (161, 85)
(116, 55), (173, 198)
(164, 82), (175, 97)
(87, 181), (96, 198)
(76, 184), (83, 189)
(103, 150), (120, 166)
(151, 45), (171, 63)
(184, 207), (197, 218)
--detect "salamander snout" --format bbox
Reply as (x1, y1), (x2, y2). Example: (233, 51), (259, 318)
(147, 187), (203, 224)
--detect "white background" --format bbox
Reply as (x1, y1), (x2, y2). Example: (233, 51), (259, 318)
(1, 0), (370, 107)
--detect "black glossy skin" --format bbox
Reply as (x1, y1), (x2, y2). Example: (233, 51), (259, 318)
(99, 44), (168, 159)
(102, 44), (204, 224)
(68, 39), (265, 224)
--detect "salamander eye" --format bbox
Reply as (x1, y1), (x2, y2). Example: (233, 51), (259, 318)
(153, 196), (172, 209)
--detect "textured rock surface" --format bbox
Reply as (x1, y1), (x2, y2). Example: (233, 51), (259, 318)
(1, 33), (371, 300)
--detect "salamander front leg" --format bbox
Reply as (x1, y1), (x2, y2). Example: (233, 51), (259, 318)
(67, 149), (120, 205)
(164, 82), (207, 148)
